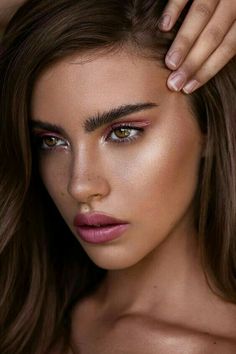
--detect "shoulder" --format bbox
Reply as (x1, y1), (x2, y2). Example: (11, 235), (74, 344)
(109, 314), (236, 354)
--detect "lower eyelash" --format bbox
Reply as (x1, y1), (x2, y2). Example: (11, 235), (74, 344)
(32, 135), (66, 151)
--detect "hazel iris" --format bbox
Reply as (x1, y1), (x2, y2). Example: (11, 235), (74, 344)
(114, 128), (131, 138)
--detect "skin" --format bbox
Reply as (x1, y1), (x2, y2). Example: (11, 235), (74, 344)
(160, 0), (236, 93)
(31, 49), (236, 354)
(0, 0), (23, 27)
(0, 0), (235, 93)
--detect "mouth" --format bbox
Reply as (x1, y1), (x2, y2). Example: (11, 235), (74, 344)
(80, 223), (115, 228)
(75, 223), (129, 244)
(73, 212), (129, 244)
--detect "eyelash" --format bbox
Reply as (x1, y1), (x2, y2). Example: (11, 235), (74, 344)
(32, 123), (145, 151)
(32, 134), (67, 151)
(105, 123), (144, 144)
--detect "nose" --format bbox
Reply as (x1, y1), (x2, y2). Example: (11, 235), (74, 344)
(67, 155), (110, 205)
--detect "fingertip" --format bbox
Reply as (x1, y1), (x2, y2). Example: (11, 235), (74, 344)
(165, 51), (182, 69)
(165, 55), (175, 70)
(167, 72), (186, 92)
(158, 14), (172, 31)
(182, 79), (201, 94)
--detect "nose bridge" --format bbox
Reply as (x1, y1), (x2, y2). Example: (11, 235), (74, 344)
(67, 144), (110, 203)
(72, 143), (96, 176)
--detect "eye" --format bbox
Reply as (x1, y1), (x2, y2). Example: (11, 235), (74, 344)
(32, 134), (68, 151)
(43, 136), (59, 147)
(106, 124), (145, 144)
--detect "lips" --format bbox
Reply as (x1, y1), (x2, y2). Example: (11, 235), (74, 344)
(73, 212), (127, 227)
(73, 212), (129, 244)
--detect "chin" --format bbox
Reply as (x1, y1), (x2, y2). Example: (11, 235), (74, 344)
(83, 245), (144, 270)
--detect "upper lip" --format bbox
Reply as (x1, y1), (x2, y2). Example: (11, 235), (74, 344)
(73, 212), (128, 227)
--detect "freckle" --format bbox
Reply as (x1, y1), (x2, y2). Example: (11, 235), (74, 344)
(60, 192), (65, 196)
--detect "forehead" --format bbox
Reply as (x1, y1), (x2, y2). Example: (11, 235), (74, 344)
(32, 49), (168, 104)
(31, 49), (193, 131)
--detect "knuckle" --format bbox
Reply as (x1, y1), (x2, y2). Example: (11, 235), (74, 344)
(180, 62), (195, 76)
(176, 34), (192, 49)
(222, 41), (236, 57)
(205, 27), (224, 45)
(197, 65), (214, 81)
(171, 1), (184, 13)
(194, 2), (212, 18)
(194, 75), (203, 85)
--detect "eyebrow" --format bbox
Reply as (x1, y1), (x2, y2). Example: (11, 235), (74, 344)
(30, 102), (158, 134)
(83, 102), (157, 133)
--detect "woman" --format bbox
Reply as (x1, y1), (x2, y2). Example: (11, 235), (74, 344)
(0, 0), (235, 353)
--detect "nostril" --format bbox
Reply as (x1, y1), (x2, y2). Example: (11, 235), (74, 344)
(93, 193), (102, 198)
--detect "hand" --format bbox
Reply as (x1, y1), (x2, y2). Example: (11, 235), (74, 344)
(158, 0), (236, 94)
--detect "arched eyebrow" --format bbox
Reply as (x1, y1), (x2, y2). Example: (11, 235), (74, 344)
(30, 102), (158, 134)
(83, 102), (157, 132)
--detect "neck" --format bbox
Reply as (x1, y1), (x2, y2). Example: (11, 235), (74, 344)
(95, 214), (210, 320)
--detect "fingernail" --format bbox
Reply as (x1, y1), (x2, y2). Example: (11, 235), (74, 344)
(183, 80), (200, 94)
(158, 14), (171, 30)
(166, 50), (182, 69)
(167, 72), (186, 91)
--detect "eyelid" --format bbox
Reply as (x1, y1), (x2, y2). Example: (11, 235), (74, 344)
(31, 131), (69, 150)
(111, 120), (151, 129)
(32, 131), (68, 144)
(103, 119), (151, 136)
(102, 120), (150, 145)
(32, 130), (63, 138)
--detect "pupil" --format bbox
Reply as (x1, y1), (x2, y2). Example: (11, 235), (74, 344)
(115, 128), (130, 138)
(45, 137), (57, 146)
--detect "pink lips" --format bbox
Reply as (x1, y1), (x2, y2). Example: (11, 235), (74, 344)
(73, 212), (129, 244)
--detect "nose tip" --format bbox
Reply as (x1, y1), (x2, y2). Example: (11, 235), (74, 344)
(67, 173), (110, 204)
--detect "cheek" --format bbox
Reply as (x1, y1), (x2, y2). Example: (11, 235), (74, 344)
(39, 154), (70, 206)
(106, 132), (202, 211)
(150, 139), (202, 225)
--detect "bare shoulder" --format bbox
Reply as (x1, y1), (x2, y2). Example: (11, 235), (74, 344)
(71, 303), (236, 354)
(108, 314), (236, 354)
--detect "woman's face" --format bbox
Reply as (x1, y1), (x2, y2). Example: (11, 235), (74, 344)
(31, 49), (205, 270)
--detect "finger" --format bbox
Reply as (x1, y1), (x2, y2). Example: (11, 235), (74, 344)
(165, 0), (219, 70)
(167, 5), (235, 91)
(182, 21), (236, 93)
(158, 0), (189, 31)
(178, 2), (234, 75)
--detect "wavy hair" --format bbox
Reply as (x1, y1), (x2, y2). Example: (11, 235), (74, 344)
(0, 0), (235, 353)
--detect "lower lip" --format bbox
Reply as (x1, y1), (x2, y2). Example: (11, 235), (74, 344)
(75, 224), (129, 244)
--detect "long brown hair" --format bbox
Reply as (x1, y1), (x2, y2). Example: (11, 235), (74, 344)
(0, 0), (235, 353)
